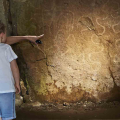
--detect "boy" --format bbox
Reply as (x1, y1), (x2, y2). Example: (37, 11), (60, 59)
(0, 21), (21, 120)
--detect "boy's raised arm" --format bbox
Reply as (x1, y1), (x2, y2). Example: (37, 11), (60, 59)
(5, 34), (44, 45)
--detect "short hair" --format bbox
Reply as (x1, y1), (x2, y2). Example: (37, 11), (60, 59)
(0, 20), (5, 34)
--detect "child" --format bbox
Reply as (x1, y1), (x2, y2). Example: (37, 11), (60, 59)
(0, 21), (21, 120)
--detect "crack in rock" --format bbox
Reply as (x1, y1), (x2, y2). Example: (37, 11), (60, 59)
(107, 42), (117, 87)
(36, 58), (47, 61)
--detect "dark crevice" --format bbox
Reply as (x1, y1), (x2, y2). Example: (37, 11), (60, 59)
(36, 58), (47, 61)
(107, 43), (117, 87)
(108, 67), (117, 87)
(13, 45), (31, 102)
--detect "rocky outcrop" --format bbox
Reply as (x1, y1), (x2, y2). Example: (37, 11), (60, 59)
(3, 0), (120, 103)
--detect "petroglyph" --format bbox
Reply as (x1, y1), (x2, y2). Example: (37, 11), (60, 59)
(91, 34), (101, 44)
(112, 22), (120, 34)
(86, 34), (105, 71)
(79, 17), (95, 31)
(57, 11), (74, 32)
(96, 18), (106, 35)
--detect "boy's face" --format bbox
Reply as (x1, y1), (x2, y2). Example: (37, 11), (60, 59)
(0, 31), (7, 43)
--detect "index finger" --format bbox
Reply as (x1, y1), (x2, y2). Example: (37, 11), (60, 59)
(39, 34), (44, 38)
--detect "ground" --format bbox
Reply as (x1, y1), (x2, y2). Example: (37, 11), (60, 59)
(15, 101), (120, 120)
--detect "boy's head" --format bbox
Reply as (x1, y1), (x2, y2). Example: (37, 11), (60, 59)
(0, 20), (6, 43)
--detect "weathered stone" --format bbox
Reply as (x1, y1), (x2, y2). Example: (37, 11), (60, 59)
(6, 0), (120, 103)
(15, 94), (23, 107)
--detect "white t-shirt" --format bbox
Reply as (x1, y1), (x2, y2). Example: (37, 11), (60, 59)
(0, 43), (18, 93)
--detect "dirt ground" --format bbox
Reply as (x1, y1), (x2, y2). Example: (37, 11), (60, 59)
(15, 101), (120, 120)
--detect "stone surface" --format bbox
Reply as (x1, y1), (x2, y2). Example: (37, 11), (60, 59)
(0, 0), (13, 36)
(16, 94), (23, 107)
(0, 0), (7, 25)
(0, 0), (8, 34)
(8, 0), (120, 103)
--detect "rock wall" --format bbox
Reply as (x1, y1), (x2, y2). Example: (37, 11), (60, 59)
(0, 0), (12, 36)
(5, 0), (120, 102)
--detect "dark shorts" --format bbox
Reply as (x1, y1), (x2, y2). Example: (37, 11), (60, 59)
(0, 92), (16, 120)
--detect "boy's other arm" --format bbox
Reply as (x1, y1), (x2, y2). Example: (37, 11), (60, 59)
(10, 59), (21, 94)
